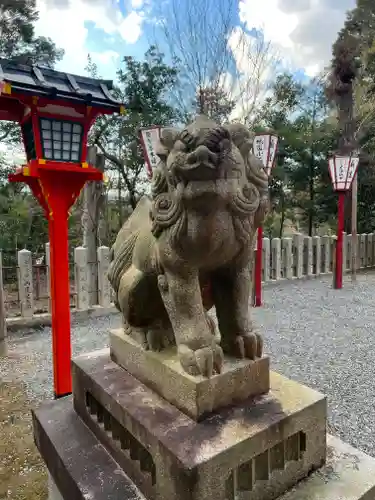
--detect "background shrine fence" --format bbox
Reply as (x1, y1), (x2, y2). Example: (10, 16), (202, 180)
(1, 232), (374, 323)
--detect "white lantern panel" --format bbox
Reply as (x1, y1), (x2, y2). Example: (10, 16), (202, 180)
(53, 131), (60, 141)
(44, 140), (52, 150)
(52, 121), (61, 131)
(71, 152), (79, 161)
(329, 155), (359, 191)
(73, 124), (82, 134)
(140, 127), (162, 173)
(72, 133), (81, 143)
(253, 134), (270, 168)
(267, 135), (279, 174)
(43, 130), (51, 140)
(54, 141), (61, 150)
(63, 143), (70, 151)
(346, 156), (359, 189)
(45, 149), (52, 159)
(71, 143), (79, 152)
(63, 122), (72, 132)
(63, 151), (70, 160)
(54, 150), (62, 160)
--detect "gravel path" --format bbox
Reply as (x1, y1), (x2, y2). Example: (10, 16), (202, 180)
(1, 273), (375, 457)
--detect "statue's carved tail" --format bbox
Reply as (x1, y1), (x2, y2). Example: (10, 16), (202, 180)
(108, 229), (140, 300)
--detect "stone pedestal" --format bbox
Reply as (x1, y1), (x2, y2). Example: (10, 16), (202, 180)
(32, 347), (375, 500)
(110, 329), (270, 421)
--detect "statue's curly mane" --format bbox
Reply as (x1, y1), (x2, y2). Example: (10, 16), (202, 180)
(149, 121), (269, 242)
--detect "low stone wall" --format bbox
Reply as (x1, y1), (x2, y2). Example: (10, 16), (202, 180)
(1, 232), (374, 328)
(261, 232), (373, 284)
(2, 244), (116, 329)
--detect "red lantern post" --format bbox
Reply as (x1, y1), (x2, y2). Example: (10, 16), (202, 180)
(328, 153), (359, 289)
(0, 59), (125, 397)
(252, 133), (279, 307)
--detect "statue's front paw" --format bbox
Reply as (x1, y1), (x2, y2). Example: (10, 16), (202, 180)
(178, 343), (223, 377)
(222, 331), (263, 359)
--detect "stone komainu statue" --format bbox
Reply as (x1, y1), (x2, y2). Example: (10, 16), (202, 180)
(108, 115), (269, 377)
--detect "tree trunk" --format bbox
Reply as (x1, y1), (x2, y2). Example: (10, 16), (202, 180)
(279, 190), (285, 239)
(81, 146), (105, 306)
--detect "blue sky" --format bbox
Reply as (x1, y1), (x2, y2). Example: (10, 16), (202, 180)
(34, 0), (356, 86)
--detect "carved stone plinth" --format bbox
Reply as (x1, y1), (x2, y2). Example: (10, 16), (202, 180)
(32, 349), (375, 500)
(110, 329), (270, 421)
(71, 349), (326, 500)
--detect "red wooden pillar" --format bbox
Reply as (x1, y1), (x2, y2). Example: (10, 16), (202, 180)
(334, 191), (345, 290)
(10, 165), (101, 397)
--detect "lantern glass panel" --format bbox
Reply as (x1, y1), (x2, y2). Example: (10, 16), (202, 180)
(39, 118), (83, 163)
(41, 119), (50, 130)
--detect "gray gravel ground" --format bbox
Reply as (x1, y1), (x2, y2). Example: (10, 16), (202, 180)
(1, 273), (375, 457)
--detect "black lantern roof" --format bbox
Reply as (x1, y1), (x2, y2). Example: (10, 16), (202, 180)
(0, 58), (122, 112)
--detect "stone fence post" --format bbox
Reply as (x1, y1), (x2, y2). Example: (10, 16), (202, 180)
(367, 233), (374, 268)
(359, 234), (366, 269)
(293, 234), (304, 279)
(346, 234), (352, 272)
(74, 247), (89, 310)
(262, 237), (270, 282)
(0, 252), (7, 356)
(18, 249), (34, 319)
(304, 236), (313, 277)
(312, 236), (321, 277)
(271, 238), (281, 281)
(342, 233), (347, 273)
(97, 246), (111, 308)
(282, 238), (293, 279)
(321, 235), (330, 274)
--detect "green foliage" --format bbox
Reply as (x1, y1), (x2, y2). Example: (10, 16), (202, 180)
(90, 46), (180, 213)
(328, 0), (375, 234)
(0, 1), (63, 264)
(0, 0), (64, 147)
(0, 0), (64, 66)
(255, 73), (338, 236)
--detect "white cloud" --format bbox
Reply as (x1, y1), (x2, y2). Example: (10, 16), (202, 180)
(118, 11), (145, 44)
(238, 0), (356, 76)
(35, 0), (146, 78)
(131, 0), (144, 8)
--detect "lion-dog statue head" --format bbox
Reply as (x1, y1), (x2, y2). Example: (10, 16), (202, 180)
(150, 115), (269, 248)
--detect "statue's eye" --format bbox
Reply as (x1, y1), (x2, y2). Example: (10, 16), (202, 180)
(179, 130), (195, 150)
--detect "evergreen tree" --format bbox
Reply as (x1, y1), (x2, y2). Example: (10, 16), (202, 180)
(91, 46), (180, 216)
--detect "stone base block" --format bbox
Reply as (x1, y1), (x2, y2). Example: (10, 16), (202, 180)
(71, 349), (327, 500)
(109, 328), (270, 420)
(34, 397), (375, 500)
